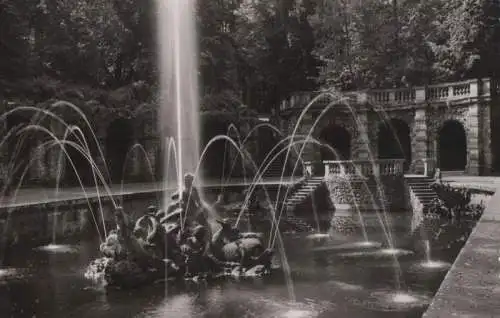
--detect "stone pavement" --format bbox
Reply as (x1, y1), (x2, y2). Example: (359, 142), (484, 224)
(423, 178), (500, 317)
(442, 175), (500, 193)
(0, 177), (301, 209)
(1, 175), (497, 209)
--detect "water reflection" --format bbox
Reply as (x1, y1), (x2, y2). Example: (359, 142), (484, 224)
(0, 212), (467, 318)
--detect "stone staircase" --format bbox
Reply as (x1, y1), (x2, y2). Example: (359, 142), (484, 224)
(281, 215), (315, 232)
(261, 151), (303, 178)
(283, 177), (325, 214)
(262, 157), (288, 178)
(405, 176), (438, 210)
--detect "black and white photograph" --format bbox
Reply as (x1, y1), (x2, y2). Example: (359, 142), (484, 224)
(0, 0), (498, 317)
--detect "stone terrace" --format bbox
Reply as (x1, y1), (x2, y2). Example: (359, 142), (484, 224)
(278, 78), (500, 176)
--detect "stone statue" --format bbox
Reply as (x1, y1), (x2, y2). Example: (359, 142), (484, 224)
(86, 173), (276, 288)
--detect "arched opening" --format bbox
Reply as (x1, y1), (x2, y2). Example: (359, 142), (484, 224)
(319, 125), (351, 160)
(200, 116), (231, 180)
(64, 123), (100, 187)
(438, 120), (467, 171)
(106, 118), (134, 184)
(377, 119), (412, 171)
(6, 114), (35, 187)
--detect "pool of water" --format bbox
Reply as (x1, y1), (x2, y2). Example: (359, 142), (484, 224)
(0, 212), (471, 318)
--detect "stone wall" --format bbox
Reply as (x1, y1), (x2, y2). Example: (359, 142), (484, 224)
(326, 175), (409, 212)
(0, 193), (158, 248)
(282, 80), (496, 177)
(0, 184), (271, 248)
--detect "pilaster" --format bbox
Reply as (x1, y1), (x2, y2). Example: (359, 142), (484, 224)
(466, 103), (480, 175)
(352, 111), (370, 161)
(410, 108), (429, 174)
(480, 100), (492, 174)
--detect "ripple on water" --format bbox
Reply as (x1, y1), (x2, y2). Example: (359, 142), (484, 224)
(0, 267), (28, 282)
(350, 290), (431, 312)
(282, 309), (316, 318)
(312, 241), (382, 253)
(339, 248), (413, 258)
(142, 288), (326, 318)
(409, 260), (451, 273)
(0, 268), (17, 279)
(306, 233), (331, 240)
(34, 244), (78, 253)
(329, 281), (364, 291)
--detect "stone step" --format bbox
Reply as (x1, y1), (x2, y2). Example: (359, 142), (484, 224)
(407, 180), (434, 184)
(414, 191), (437, 195)
(408, 182), (434, 185)
(283, 177), (326, 213)
(406, 181), (434, 185)
(291, 192), (310, 197)
(413, 191), (435, 195)
(406, 177), (434, 180)
(416, 198), (438, 202)
(304, 184), (322, 188)
(414, 192), (437, 196)
(418, 200), (437, 204)
(408, 181), (434, 184)
(412, 188), (435, 194)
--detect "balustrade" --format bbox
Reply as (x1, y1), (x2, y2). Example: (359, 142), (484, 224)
(281, 78), (490, 111)
(411, 158), (436, 176)
(304, 159), (405, 178)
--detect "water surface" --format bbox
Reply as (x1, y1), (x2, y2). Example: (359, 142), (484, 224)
(0, 212), (468, 318)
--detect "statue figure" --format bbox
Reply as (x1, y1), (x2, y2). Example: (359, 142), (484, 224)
(87, 175), (277, 288)
(211, 218), (273, 274)
(434, 168), (442, 183)
(180, 173), (204, 224)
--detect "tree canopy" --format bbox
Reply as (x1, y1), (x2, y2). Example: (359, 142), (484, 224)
(1, 0), (499, 110)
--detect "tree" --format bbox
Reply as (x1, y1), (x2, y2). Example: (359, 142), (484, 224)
(432, 0), (500, 80)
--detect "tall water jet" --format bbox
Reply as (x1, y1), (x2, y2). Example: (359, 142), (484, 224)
(424, 240), (431, 264)
(416, 239), (449, 270)
(157, 0), (201, 189)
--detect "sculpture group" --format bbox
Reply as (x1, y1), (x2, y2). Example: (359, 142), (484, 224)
(85, 174), (275, 288)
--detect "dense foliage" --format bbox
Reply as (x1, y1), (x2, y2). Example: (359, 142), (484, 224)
(425, 182), (484, 221)
(2, 0), (500, 110)
(416, 183), (485, 252)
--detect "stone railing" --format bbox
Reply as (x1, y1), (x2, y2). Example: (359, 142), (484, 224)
(280, 78), (492, 111)
(411, 158), (436, 177)
(304, 159), (405, 178)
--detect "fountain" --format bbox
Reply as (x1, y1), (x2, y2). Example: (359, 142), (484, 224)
(0, 85), (473, 317)
(410, 240), (450, 272)
(0, 0), (487, 317)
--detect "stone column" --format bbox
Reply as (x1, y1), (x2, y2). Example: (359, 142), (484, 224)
(353, 111), (370, 161)
(410, 108), (428, 174)
(480, 101), (492, 174)
(466, 103), (480, 175)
